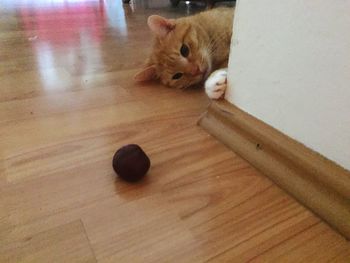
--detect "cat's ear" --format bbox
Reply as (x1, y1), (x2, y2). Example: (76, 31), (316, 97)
(134, 65), (157, 82)
(147, 15), (175, 37)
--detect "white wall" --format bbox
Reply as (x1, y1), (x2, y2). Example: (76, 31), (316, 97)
(226, 0), (350, 170)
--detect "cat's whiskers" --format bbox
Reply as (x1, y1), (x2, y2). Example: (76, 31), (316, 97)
(206, 33), (227, 56)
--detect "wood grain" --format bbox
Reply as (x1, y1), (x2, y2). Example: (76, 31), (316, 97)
(0, 220), (96, 263)
(1, 0), (349, 262)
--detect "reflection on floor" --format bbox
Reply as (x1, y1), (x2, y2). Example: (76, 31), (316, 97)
(1, 0), (349, 262)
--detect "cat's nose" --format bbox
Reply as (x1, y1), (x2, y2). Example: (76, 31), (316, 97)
(190, 65), (202, 76)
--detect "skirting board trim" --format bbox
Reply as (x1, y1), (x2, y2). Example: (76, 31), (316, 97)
(198, 100), (350, 239)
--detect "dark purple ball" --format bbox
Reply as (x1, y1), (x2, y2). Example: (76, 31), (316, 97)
(112, 144), (150, 182)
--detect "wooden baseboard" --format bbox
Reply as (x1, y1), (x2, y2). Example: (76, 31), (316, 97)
(198, 100), (350, 240)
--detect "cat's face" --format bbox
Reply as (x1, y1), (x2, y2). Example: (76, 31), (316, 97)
(135, 15), (212, 89)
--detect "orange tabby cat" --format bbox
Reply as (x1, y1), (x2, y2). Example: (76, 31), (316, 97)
(135, 7), (234, 99)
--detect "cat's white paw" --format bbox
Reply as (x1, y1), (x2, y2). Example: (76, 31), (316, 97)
(205, 69), (227, 99)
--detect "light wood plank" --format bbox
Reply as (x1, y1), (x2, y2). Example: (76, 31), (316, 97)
(0, 220), (96, 263)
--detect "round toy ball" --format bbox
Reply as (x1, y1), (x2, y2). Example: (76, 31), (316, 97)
(112, 144), (150, 182)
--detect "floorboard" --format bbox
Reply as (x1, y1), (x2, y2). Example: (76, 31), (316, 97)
(0, 0), (349, 262)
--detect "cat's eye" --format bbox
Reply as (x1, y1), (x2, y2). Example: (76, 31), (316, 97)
(180, 44), (189, 57)
(172, 73), (183, 80)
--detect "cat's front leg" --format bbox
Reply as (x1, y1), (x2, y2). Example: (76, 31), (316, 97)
(204, 68), (227, 99)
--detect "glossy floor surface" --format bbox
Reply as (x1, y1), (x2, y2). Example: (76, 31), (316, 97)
(1, 0), (349, 262)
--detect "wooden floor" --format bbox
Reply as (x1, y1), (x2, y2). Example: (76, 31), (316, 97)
(1, 0), (349, 262)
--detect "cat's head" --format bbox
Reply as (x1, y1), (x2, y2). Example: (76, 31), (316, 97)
(135, 15), (211, 89)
